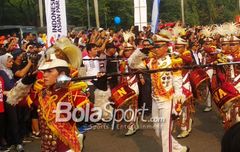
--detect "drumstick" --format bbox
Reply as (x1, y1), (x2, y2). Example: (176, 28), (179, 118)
(69, 61), (240, 82)
(83, 58), (126, 61)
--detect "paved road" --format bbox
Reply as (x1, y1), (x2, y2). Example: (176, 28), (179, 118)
(23, 103), (224, 152)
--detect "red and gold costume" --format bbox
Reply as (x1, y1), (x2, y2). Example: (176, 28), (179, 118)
(210, 23), (240, 129)
(37, 81), (89, 152)
(6, 37), (88, 151)
(7, 71), (90, 152)
(128, 44), (188, 151)
(173, 49), (195, 137)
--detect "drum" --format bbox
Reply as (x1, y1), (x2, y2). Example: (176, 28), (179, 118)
(189, 68), (210, 98)
(111, 83), (137, 108)
(212, 82), (240, 112)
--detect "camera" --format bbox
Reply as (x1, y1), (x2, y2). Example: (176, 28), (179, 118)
(22, 52), (42, 73)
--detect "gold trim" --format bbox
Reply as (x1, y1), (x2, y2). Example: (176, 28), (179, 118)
(117, 94), (138, 108)
(220, 95), (240, 112)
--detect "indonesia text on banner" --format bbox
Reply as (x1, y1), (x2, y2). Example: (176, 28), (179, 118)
(151, 0), (160, 34)
(45, 0), (67, 47)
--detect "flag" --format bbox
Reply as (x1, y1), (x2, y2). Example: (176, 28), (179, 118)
(151, 0), (160, 33)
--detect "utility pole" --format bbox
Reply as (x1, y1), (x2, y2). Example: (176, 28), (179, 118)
(181, 0), (185, 26)
(93, 0), (100, 28)
(87, 0), (91, 29)
(39, 0), (44, 27)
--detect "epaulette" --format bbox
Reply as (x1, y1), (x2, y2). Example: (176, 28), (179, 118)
(33, 79), (44, 92)
(172, 57), (183, 66)
(69, 81), (88, 92)
(182, 50), (191, 56)
(217, 53), (228, 63)
(70, 68), (79, 78)
(181, 50), (193, 64)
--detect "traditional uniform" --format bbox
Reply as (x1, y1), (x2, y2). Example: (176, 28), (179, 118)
(119, 41), (140, 136)
(6, 38), (89, 152)
(213, 23), (240, 128)
(171, 29), (194, 138)
(128, 34), (189, 152)
(200, 27), (218, 112)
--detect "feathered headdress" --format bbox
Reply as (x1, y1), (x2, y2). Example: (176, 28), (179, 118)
(152, 34), (171, 42)
(213, 23), (240, 42)
(158, 29), (172, 40)
(44, 37), (82, 69)
(172, 25), (186, 38)
(175, 37), (188, 45)
(123, 31), (135, 42)
(201, 26), (212, 38)
(171, 25), (187, 45)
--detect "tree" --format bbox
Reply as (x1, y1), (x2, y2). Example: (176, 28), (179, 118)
(185, 0), (200, 26)
(0, 0), (38, 25)
(66, 0), (87, 27)
(0, 0), (239, 27)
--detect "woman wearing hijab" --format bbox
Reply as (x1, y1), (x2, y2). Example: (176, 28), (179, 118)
(0, 52), (24, 152)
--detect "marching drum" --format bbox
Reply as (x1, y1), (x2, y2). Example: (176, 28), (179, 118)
(212, 82), (240, 112)
(111, 83), (137, 109)
(189, 68), (210, 99)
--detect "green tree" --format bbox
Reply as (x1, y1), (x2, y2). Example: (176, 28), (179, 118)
(0, 0), (38, 25)
(1, 0), (240, 27)
(185, 0), (200, 26)
(66, 0), (87, 27)
(159, 0), (181, 22)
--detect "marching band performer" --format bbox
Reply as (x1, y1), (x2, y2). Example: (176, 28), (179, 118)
(171, 28), (194, 139)
(5, 38), (90, 152)
(200, 26), (217, 112)
(119, 40), (140, 136)
(128, 33), (189, 152)
(213, 23), (240, 127)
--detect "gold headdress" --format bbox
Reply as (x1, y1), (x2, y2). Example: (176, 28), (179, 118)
(201, 26), (215, 42)
(152, 34), (171, 42)
(171, 25), (187, 45)
(45, 37), (82, 69)
(226, 22), (240, 42)
(172, 25), (186, 38)
(123, 31), (135, 42)
(158, 29), (172, 40)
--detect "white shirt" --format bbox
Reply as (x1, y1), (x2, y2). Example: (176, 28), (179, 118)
(83, 56), (100, 85)
(192, 51), (202, 65)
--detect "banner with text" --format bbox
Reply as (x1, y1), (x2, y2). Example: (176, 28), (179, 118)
(45, 0), (67, 47)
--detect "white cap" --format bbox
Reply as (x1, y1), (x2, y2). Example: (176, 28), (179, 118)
(38, 58), (68, 70)
(98, 28), (104, 32)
